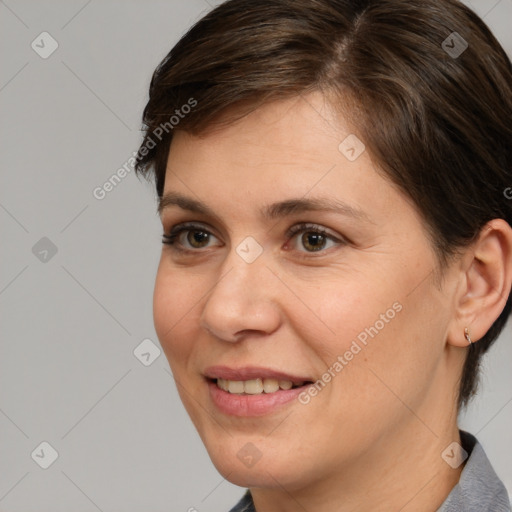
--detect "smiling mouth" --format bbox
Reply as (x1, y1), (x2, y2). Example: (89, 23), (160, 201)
(211, 377), (313, 395)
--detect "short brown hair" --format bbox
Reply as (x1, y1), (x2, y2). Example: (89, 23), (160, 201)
(135, 0), (512, 409)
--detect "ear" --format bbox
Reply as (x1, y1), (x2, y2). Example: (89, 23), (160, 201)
(447, 219), (512, 348)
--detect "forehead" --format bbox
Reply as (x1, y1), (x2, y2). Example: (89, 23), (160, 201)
(165, 94), (360, 183)
(169, 93), (346, 168)
(162, 93), (411, 227)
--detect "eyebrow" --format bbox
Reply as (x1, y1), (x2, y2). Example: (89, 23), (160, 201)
(158, 191), (373, 223)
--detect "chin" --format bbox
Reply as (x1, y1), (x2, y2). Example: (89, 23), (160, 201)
(219, 466), (275, 488)
(204, 439), (308, 490)
(212, 458), (291, 488)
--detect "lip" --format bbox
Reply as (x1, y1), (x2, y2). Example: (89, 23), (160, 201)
(204, 366), (314, 417)
(203, 365), (312, 385)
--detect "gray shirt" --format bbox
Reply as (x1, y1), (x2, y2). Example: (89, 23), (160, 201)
(229, 431), (511, 511)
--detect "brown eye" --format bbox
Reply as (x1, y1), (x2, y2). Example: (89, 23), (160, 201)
(186, 230), (210, 248)
(286, 223), (342, 254)
(162, 223), (221, 251)
(301, 232), (327, 252)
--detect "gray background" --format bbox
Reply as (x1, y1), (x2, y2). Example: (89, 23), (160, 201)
(0, 1), (511, 510)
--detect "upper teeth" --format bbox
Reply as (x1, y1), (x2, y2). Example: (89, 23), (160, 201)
(217, 378), (303, 394)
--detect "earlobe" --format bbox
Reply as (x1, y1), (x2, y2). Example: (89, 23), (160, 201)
(463, 327), (473, 345)
(447, 219), (512, 348)
(447, 324), (476, 349)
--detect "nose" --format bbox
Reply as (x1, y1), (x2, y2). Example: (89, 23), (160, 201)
(199, 254), (281, 343)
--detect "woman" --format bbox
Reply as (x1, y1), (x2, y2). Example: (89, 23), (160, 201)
(135, 0), (512, 510)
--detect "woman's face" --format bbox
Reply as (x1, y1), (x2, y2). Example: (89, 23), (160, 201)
(153, 92), (463, 489)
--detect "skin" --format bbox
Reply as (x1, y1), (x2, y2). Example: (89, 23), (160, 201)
(153, 91), (512, 512)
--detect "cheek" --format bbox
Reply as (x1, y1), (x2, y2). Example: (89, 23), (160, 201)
(322, 275), (448, 422)
(152, 261), (201, 367)
(292, 260), (444, 398)
(282, 272), (400, 361)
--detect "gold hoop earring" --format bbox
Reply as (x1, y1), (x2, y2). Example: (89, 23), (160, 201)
(464, 327), (473, 345)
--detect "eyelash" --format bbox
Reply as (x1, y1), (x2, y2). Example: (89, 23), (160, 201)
(161, 222), (345, 256)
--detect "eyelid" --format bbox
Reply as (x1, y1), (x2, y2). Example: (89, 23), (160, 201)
(162, 221), (222, 251)
(285, 222), (341, 241)
(168, 221), (219, 238)
(284, 222), (346, 254)
(162, 221), (346, 253)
